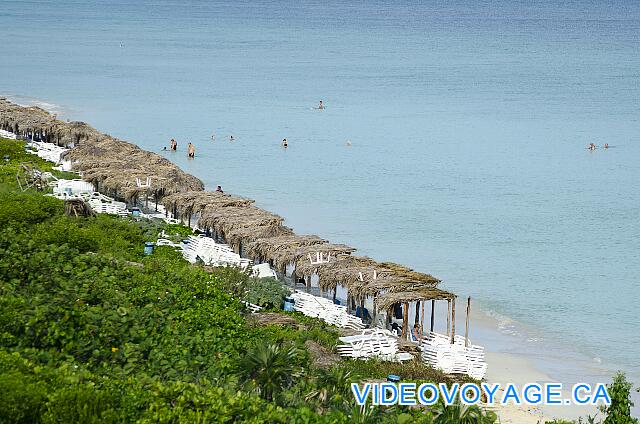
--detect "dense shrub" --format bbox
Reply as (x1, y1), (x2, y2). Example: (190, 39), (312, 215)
(245, 277), (291, 309)
(0, 191), (62, 229)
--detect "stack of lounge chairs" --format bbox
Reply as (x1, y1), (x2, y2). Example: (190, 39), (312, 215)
(420, 332), (487, 379)
(26, 140), (68, 165)
(181, 235), (251, 268)
(0, 129), (17, 139)
(290, 291), (365, 330)
(337, 328), (414, 362)
(251, 263), (279, 280)
(86, 192), (129, 217)
(50, 179), (95, 197)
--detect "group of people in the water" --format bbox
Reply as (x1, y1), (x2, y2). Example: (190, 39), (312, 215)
(166, 100), (333, 156)
(588, 142), (609, 151)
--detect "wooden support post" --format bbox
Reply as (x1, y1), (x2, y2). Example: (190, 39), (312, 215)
(414, 300), (420, 326)
(402, 303), (409, 339)
(465, 296), (471, 347)
(430, 299), (435, 333)
(305, 276), (311, 292)
(450, 298), (457, 344)
(420, 300), (425, 339)
(446, 299), (451, 336)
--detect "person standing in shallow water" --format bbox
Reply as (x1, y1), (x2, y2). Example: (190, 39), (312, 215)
(187, 142), (195, 158)
(317, 100), (324, 109)
(170, 138), (177, 151)
(282, 138), (288, 148)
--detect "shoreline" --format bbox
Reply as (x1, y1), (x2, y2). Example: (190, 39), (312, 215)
(474, 308), (602, 422)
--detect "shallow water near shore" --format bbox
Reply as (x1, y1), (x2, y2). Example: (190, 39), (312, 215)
(2, 0), (639, 413)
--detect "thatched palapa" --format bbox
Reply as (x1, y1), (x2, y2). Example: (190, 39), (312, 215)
(375, 288), (455, 312)
(161, 191), (253, 217)
(198, 205), (292, 250)
(0, 98), (204, 200)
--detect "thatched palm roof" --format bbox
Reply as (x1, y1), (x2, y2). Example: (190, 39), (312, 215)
(198, 205), (291, 250)
(245, 236), (356, 272)
(161, 191), (253, 216)
(0, 98), (103, 146)
(375, 288), (456, 311)
(0, 99), (204, 200)
(246, 234), (327, 261)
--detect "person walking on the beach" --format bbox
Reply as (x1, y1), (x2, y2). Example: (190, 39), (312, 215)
(170, 138), (177, 151)
(282, 138), (288, 148)
(216, 185), (223, 193)
(187, 142), (195, 158)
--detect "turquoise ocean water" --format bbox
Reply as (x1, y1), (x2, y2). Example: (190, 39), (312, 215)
(2, 0), (639, 397)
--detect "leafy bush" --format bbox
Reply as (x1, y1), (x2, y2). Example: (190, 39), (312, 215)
(163, 223), (194, 237)
(245, 277), (291, 309)
(0, 191), (62, 229)
(601, 372), (638, 424)
(239, 342), (302, 402)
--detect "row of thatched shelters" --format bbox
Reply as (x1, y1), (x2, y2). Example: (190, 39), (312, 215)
(0, 98), (203, 200)
(160, 188), (461, 340)
(0, 97), (462, 342)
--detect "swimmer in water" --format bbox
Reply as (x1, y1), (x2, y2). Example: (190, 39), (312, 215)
(346, 140), (352, 146)
(604, 143), (609, 149)
(170, 138), (177, 151)
(317, 100), (324, 110)
(211, 132), (215, 142)
(282, 138), (288, 148)
(229, 135), (235, 142)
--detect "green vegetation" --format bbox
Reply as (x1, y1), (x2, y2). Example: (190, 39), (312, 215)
(0, 138), (76, 188)
(0, 137), (635, 423)
(601, 373), (638, 424)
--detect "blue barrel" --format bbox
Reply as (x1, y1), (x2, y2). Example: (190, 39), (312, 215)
(144, 242), (154, 255)
(283, 297), (295, 312)
(132, 208), (141, 217)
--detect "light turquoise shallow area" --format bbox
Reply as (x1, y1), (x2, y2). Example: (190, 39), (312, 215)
(1, 0), (639, 388)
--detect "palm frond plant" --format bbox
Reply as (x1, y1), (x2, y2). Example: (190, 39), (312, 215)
(239, 342), (301, 402)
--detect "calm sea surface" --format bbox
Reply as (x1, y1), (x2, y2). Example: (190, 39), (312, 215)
(1, 0), (639, 389)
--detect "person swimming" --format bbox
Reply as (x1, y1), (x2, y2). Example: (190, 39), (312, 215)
(229, 135), (235, 142)
(211, 132), (215, 142)
(346, 140), (352, 146)
(588, 143), (596, 151)
(187, 142), (195, 158)
(604, 143), (609, 149)
(317, 100), (324, 110)
(282, 138), (288, 148)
